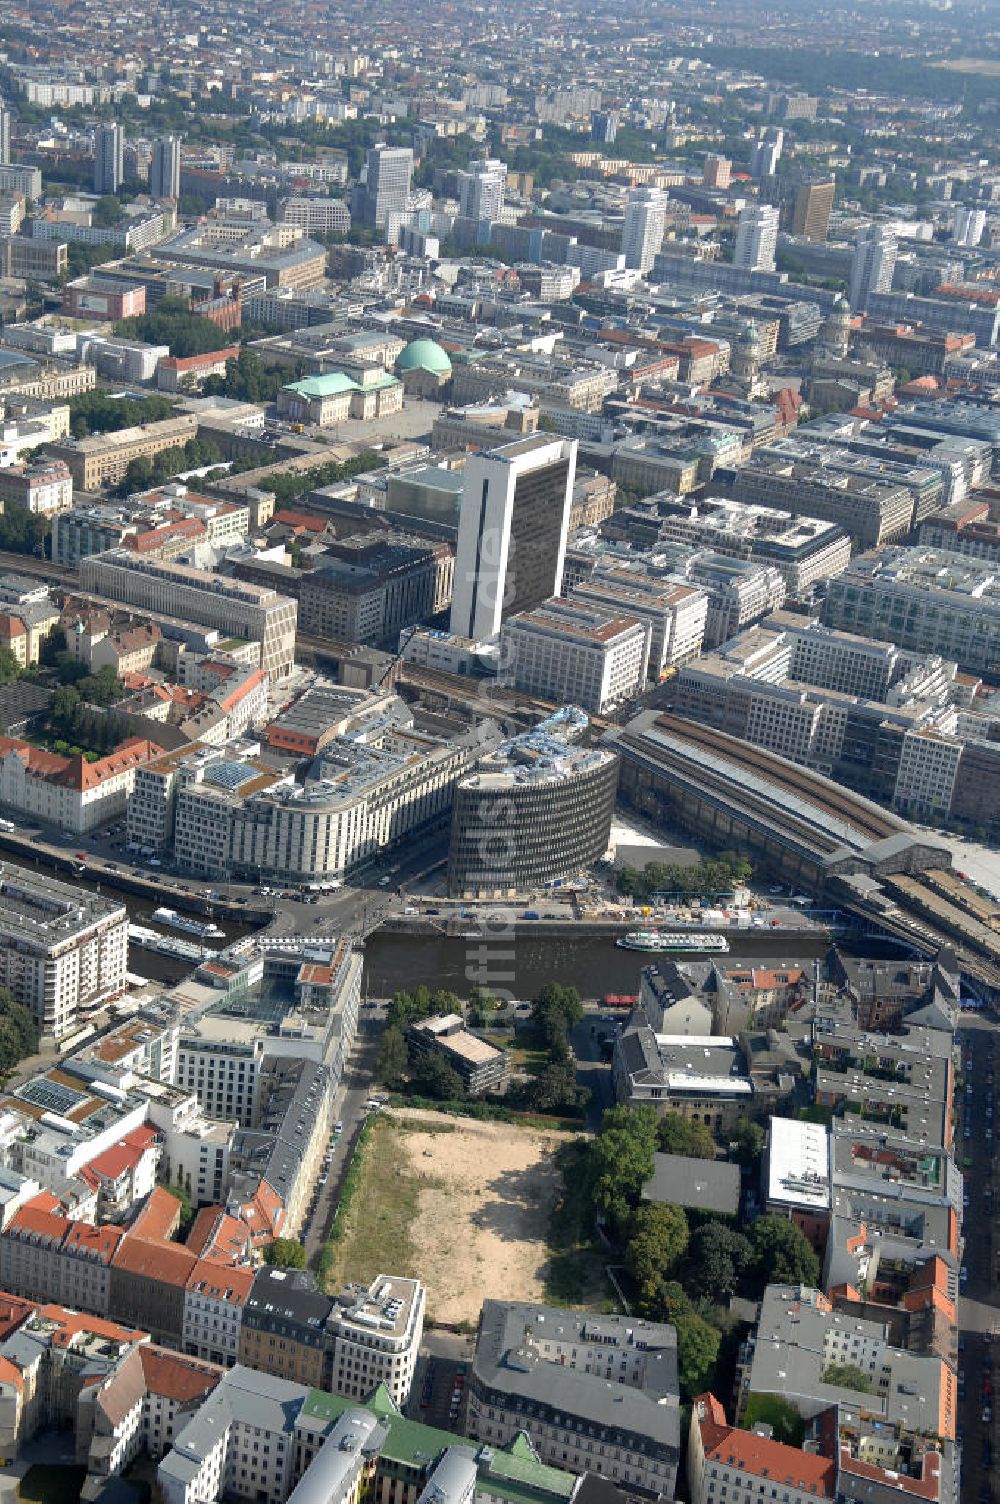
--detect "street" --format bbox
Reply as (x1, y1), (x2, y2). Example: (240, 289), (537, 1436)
(301, 1016), (382, 1265)
(958, 1014), (1000, 1503)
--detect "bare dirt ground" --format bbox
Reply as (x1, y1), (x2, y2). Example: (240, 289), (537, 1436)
(329, 1107), (585, 1325)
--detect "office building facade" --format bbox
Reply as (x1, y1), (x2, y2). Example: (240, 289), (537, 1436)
(849, 224), (898, 312)
(94, 122), (124, 194)
(733, 206), (779, 272)
(150, 136), (182, 200)
(363, 145), (413, 228)
(448, 710), (619, 898)
(790, 179), (835, 242)
(450, 434), (577, 641)
(622, 187), (667, 274)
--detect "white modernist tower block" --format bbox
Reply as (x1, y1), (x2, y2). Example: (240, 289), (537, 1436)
(450, 434), (577, 642)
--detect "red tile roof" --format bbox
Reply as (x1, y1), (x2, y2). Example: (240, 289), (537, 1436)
(63, 1220), (124, 1265)
(695, 1394), (837, 1497)
(185, 1258), (255, 1305)
(139, 1346), (222, 1402)
(186, 1207), (251, 1265)
(112, 1235), (197, 1287)
(128, 1186), (181, 1241)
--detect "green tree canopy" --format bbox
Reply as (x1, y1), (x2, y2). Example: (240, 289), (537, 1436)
(0, 647), (22, 685)
(675, 1309), (722, 1401)
(743, 1394), (805, 1447)
(0, 987), (37, 1077)
(685, 1222), (754, 1300)
(264, 1237), (307, 1269)
(821, 1362), (873, 1393)
(751, 1214), (820, 1287)
(375, 1026), (409, 1089)
(731, 1119), (766, 1168)
(589, 1105), (659, 1234)
(411, 1051), (465, 1102)
(656, 1112), (717, 1160)
(116, 295), (234, 359)
(616, 851), (752, 902)
(627, 1202), (690, 1291)
(531, 983), (583, 1057)
(69, 390), (176, 439)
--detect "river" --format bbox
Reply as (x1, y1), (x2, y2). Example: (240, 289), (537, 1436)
(360, 927), (840, 1002)
(23, 855), (902, 1002)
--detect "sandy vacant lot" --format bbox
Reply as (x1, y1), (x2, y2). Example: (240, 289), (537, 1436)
(330, 1108), (579, 1325)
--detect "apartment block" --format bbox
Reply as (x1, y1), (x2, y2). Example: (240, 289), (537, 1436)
(569, 570), (707, 678)
(467, 1301), (680, 1498)
(47, 415), (198, 489)
(0, 862), (127, 1042)
(0, 459), (72, 516)
(78, 551), (298, 678)
(822, 546), (1000, 679)
(500, 598), (648, 714)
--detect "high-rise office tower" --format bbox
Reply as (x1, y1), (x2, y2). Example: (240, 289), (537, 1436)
(0, 105), (10, 167)
(952, 206), (986, 248)
(733, 204), (779, 272)
(590, 110), (618, 145)
(150, 135), (181, 199)
(450, 434), (577, 641)
(849, 224), (897, 311)
(363, 144), (413, 228)
(458, 158), (507, 224)
(703, 154), (732, 190)
(750, 127), (783, 178)
(94, 121), (123, 194)
(790, 179), (836, 242)
(622, 186), (668, 274)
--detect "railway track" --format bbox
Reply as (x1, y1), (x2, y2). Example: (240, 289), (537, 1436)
(654, 714), (900, 842)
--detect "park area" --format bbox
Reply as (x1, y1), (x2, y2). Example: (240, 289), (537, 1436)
(320, 1108), (605, 1324)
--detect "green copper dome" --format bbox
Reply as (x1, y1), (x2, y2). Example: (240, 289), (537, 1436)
(395, 338), (453, 376)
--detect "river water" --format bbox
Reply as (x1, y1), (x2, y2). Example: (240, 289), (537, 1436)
(360, 927), (837, 1002)
(30, 855), (896, 1003)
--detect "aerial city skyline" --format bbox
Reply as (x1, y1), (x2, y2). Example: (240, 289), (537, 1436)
(0, 4), (991, 1504)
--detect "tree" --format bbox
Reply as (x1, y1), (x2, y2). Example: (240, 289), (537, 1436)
(157, 1175), (193, 1233)
(627, 1203), (689, 1291)
(529, 1057), (590, 1115)
(656, 1112), (717, 1160)
(0, 508), (49, 556)
(743, 1394), (805, 1447)
(0, 647), (21, 685)
(264, 1237), (307, 1269)
(821, 1362), (873, 1393)
(467, 986), (496, 1028)
(376, 1026), (409, 1088)
(589, 1105), (659, 1234)
(49, 685), (82, 738)
(411, 1052), (464, 1102)
(77, 665), (124, 707)
(675, 1309), (722, 1401)
(751, 1214), (820, 1287)
(684, 1222), (754, 1300)
(386, 986), (435, 1032)
(532, 983), (583, 1056)
(731, 1119), (765, 1169)
(0, 987), (37, 1077)
(69, 390), (176, 439)
(116, 295), (234, 359)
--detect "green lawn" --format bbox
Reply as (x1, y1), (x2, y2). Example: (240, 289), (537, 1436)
(496, 1027), (548, 1077)
(319, 1116), (441, 1293)
(18, 1465), (87, 1504)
